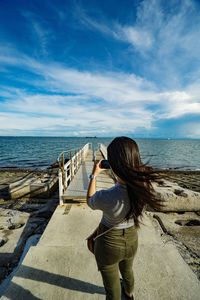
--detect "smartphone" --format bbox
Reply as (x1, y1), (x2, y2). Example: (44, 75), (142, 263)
(100, 160), (110, 169)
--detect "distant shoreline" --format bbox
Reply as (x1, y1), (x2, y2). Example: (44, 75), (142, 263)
(0, 135), (200, 140)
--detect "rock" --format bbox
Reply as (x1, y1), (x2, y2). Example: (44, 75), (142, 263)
(28, 217), (47, 225)
(31, 199), (57, 219)
(0, 208), (28, 230)
(8, 223), (24, 230)
(0, 209), (30, 267)
(0, 237), (8, 247)
(19, 203), (45, 212)
(0, 267), (7, 282)
(34, 223), (48, 234)
(153, 180), (200, 212)
(174, 189), (188, 197)
(31, 207), (53, 219)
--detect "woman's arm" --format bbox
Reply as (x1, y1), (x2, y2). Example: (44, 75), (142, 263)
(86, 160), (102, 205)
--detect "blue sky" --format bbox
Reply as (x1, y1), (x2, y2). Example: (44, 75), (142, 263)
(0, 0), (200, 138)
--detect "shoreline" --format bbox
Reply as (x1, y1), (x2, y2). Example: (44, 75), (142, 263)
(1, 167), (200, 171)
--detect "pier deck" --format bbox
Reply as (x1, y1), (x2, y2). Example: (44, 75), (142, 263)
(62, 149), (114, 201)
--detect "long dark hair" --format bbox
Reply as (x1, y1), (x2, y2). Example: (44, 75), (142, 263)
(107, 136), (162, 227)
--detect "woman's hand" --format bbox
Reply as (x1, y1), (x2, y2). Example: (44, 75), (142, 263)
(92, 160), (103, 176)
(87, 160), (103, 202)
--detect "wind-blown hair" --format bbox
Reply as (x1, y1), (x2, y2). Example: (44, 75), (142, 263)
(107, 136), (162, 227)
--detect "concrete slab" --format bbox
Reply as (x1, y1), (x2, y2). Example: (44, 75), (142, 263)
(9, 172), (58, 199)
(134, 213), (200, 300)
(1, 206), (200, 300)
(1, 245), (105, 300)
(39, 204), (102, 247)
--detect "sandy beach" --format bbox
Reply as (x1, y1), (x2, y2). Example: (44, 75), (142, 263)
(0, 169), (199, 286)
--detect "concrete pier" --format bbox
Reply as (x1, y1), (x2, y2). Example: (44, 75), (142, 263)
(1, 204), (200, 300)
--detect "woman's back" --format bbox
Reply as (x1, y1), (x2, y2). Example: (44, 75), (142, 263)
(88, 182), (135, 229)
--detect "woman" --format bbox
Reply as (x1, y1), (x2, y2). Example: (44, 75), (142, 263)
(87, 137), (161, 300)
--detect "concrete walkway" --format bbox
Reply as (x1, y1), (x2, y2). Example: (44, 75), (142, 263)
(1, 202), (200, 300)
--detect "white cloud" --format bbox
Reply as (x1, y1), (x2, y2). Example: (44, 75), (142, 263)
(158, 90), (200, 119)
(31, 21), (49, 56)
(131, 0), (200, 86)
(76, 0), (200, 88)
(0, 47), (200, 137)
(116, 25), (153, 50)
(42, 66), (159, 104)
(75, 5), (153, 51)
(20, 10), (53, 57)
(0, 86), (154, 135)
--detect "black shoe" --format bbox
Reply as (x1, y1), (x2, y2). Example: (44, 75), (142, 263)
(120, 279), (135, 300)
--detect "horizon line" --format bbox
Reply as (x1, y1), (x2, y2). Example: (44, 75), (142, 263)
(0, 135), (199, 140)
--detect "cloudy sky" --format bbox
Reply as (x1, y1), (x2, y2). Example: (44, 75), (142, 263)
(0, 0), (200, 138)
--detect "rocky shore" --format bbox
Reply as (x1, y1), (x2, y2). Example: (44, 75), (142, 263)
(0, 169), (199, 287)
(152, 170), (200, 280)
(0, 169), (59, 285)
(158, 170), (200, 193)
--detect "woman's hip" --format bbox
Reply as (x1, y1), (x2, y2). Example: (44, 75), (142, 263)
(94, 225), (138, 267)
(97, 223), (138, 245)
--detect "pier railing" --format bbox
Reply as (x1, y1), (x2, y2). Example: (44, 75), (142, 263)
(98, 143), (107, 159)
(58, 143), (92, 205)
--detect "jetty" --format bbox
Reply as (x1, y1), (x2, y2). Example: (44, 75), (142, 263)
(1, 143), (200, 299)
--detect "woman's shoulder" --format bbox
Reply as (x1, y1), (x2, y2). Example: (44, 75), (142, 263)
(104, 183), (127, 198)
(94, 183), (127, 201)
(106, 182), (126, 192)
(115, 182), (127, 192)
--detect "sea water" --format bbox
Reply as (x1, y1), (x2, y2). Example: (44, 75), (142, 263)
(0, 136), (200, 170)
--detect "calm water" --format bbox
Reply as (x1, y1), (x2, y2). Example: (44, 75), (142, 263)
(0, 137), (200, 170)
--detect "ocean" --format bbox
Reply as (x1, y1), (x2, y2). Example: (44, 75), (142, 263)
(0, 136), (200, 170)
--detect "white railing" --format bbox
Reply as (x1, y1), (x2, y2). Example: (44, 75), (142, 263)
(99, 143), (107, 159)
(58, 143), (92, 205)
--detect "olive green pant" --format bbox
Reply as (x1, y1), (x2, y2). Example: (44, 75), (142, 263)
(94, 224), (138, 300)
